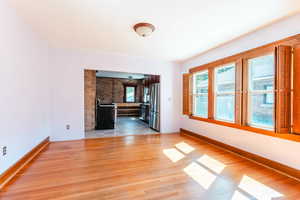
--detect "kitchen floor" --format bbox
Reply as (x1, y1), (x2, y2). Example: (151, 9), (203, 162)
(85, 117), (158, 138)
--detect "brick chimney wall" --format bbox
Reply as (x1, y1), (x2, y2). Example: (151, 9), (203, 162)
(84, 70), (96, 131)
(96, 77), (143, 104)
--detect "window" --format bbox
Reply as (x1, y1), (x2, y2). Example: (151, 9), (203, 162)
(193, 70), (208, 117)
(125, 86), (135, 103)
(189, 54), (276, 131)
(247, 54), (275, 129)
(183, 35), (300, 141)
(214, 64), (235, 122)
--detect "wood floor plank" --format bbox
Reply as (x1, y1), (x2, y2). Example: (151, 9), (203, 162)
(1, 134), (299, 200)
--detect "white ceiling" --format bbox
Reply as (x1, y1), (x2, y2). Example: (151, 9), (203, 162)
(9, 0), (300, 62)
(96, 71), (145, 79)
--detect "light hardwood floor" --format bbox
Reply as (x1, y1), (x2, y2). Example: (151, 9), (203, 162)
(1, 134), (300, 200)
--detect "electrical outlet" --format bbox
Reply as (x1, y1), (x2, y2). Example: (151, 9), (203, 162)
(66, 124), (70, 130)
(2, 146), (7, 156)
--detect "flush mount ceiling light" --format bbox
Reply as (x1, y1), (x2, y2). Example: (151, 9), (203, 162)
(133, 23), (155, 37)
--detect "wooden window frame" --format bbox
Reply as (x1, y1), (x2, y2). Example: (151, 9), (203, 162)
(186, 34), (300, 143)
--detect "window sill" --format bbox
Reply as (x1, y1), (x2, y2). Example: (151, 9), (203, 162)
(189, 115), (300, 142)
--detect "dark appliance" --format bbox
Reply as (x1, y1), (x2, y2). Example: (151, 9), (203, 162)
(95, 104), (116, 129)
(141, 104), (150, 123)
(149, 83), (160, 131)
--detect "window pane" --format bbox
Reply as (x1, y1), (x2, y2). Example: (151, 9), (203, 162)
(215, 64), (235, 92)
(249, 55), (274, 91)
(193, 71), (209, 118)
(215, 64), (235, 122)
(194, 95), (208, 118)
(215, 94), (235, 122)
(126, 87), (135, 102)
(248, 54), (275, 129)
(194, 71), (208, 94)
(264, 86), (274, 104)
(249, 93), (274, 128)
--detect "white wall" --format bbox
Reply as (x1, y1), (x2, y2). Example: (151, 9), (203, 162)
(180, 13), (300, 170)
(0, 2), (51, 174)
(50, 48), (181, 141)
(0, 0), (181, 174)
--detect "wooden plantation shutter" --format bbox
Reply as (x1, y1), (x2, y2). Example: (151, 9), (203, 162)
(235, 59), (243, 125)
(275, 46), (292, 133)
(208, 68), (214, 119)
(292, 44), (300, 134)
(241, 58), (249, 126)
(183, 73), (192, 115)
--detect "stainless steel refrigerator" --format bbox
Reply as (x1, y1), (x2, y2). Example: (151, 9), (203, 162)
(149, 83), (160, 131)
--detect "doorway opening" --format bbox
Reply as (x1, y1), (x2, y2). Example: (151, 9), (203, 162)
(84, 69), (160, 138)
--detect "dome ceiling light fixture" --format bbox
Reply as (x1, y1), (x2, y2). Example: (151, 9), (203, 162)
(133, 23), (155, 37)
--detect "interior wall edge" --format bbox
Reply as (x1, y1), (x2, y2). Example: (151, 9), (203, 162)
(0, 1), (52, 176)
(0, 137), (50, 190)
(49, 48), (181, 141)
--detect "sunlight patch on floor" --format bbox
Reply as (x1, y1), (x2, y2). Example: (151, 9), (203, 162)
(163, 148), (185, 163)
(197, 154), (226, 174)
(237, 175), (284, 200)
(175, 141), (195, 154)
(183, 162), (217, 189)
(231, 190), (251, 200)
(163, 140), (284, 199)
